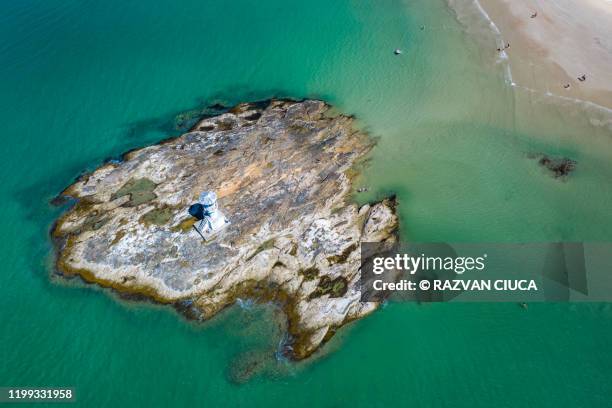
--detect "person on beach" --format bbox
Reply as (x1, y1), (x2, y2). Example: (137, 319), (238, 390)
(531, 11), (537, 18)
(497, 43), (510, 52)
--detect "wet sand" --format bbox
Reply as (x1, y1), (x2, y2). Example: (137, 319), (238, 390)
(478, 0), (612, 110)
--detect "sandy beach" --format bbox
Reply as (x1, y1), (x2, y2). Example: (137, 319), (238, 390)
(477, 0), (612, 109)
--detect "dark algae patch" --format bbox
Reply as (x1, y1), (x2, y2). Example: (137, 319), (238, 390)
(81, 212), (109, 232)
(111, 178), (157, 206)
(140, 206), (174, 226)
(299, 266), (320, 281)
(309, 275), (348, 299)
(110, 230), (127, 246)
(246, 238), (276, 261)
(327, 243), (358, 265)
(172, 217), (197, 232)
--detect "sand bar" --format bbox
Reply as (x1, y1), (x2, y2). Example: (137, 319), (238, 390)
(477, 0), (612, 109)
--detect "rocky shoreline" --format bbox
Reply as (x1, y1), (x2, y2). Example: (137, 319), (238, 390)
(51, 99), (398, 359)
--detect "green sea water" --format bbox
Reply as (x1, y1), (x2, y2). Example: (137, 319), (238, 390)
(1, 0), (612, 406)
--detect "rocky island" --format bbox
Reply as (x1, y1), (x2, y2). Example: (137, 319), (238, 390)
(52, 99), (398, 359)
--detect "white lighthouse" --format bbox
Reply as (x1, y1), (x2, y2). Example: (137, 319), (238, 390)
(196, 191), (229, 239)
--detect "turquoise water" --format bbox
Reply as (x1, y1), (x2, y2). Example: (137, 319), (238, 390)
(1, 0), (612, 406)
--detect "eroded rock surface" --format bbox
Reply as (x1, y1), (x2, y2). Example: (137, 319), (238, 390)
(52, 99), (398, 359)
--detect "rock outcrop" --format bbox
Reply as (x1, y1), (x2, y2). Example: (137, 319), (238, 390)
(52, 99), (398, 359)
(539, 155), (576, 178)
(529, 153), (577, 178)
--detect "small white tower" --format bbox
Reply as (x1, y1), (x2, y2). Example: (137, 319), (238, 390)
(197, 191), (229, 239)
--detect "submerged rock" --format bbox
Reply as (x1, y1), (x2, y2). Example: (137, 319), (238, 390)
(52, 99), (398, 359)
(531, 153), (577, 178)
(228, 349), (273, 384)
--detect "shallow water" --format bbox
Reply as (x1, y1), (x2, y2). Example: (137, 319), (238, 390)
(1, 0), (611, 406)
